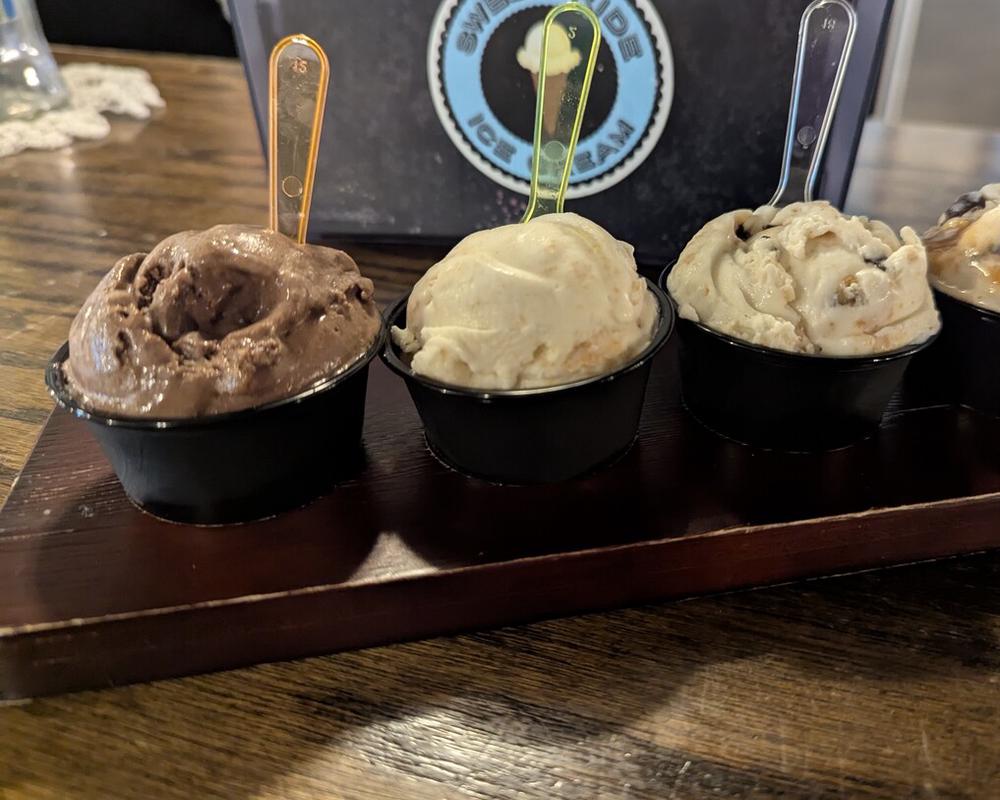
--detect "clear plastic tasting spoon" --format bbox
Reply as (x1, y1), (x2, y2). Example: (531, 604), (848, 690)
(768, 0), (857, 208)
(268, 34), (330, 242)
(521, 2), (601, 222)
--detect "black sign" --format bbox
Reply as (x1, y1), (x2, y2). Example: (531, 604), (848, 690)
(231, 0), (892, 264)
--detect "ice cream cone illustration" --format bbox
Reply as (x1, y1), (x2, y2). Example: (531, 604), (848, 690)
(517, 21), (582, 135)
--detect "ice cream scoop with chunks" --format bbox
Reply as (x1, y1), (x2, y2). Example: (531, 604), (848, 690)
(392, 213), (657, 390)
(923, 183), (1000, 313)
(667, 201), (941, 356)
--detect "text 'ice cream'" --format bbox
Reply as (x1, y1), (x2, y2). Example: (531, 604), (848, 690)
(392, 212), (657, 390)
(64, 224), (381, 417)
(667, 201), (940, 356)
(923, 183), (1000, 313)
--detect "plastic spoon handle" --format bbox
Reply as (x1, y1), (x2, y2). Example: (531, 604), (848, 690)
(268, 34), (330, 243)
(521, 3), (600, 222)
(768, 0), (857, 208)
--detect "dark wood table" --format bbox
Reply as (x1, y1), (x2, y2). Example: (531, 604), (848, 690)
(2, 47), (1000, 800)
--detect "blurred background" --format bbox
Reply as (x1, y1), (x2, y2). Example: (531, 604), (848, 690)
(33, 0), (1000, 131)
(871, 0), (1000, 129)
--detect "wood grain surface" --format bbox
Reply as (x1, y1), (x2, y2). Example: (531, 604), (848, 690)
(8, 340), (1000, 700)
(2, 47), (1000, 799)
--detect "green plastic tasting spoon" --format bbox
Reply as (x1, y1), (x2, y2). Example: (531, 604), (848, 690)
(521, 2), (601, 222)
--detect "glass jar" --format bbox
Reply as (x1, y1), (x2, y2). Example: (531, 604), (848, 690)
(0, 0), (67, 121)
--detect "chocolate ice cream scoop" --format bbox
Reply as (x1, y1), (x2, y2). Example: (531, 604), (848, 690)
(64, 224), (381, 418)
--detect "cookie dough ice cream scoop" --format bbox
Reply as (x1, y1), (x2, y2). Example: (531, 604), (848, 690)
(667, 201), (941, 356)
(660, 0), (940, 451)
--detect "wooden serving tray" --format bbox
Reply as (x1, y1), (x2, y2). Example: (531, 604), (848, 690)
(3, 338), (1000, 699)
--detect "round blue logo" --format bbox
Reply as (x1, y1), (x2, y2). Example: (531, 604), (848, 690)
(428, 0), (673, 197)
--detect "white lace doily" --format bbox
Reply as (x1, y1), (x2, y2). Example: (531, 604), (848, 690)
(0, 63), (165, 158)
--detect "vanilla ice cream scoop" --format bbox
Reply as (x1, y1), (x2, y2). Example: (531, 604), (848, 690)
(923, 184), (1000, 313)
(667, 201), (940, 356)
(516, 21), (581, 74)
(392, 213), (656, 390)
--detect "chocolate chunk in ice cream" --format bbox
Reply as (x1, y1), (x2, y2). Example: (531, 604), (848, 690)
(942, 190), (988, 222)
(923, 183), (1000, 313)
(64, 224), (381, 418)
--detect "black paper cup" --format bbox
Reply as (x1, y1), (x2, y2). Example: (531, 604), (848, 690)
(45, 323), (386, 525)
(381, 279), (674, 484)
(907, 289), (1000, 416)
(659, 264), (936, 451)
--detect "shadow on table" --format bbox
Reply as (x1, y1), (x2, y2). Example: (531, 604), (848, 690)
(18, 463), (380, 641)
(4, 551), (1000, 799)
